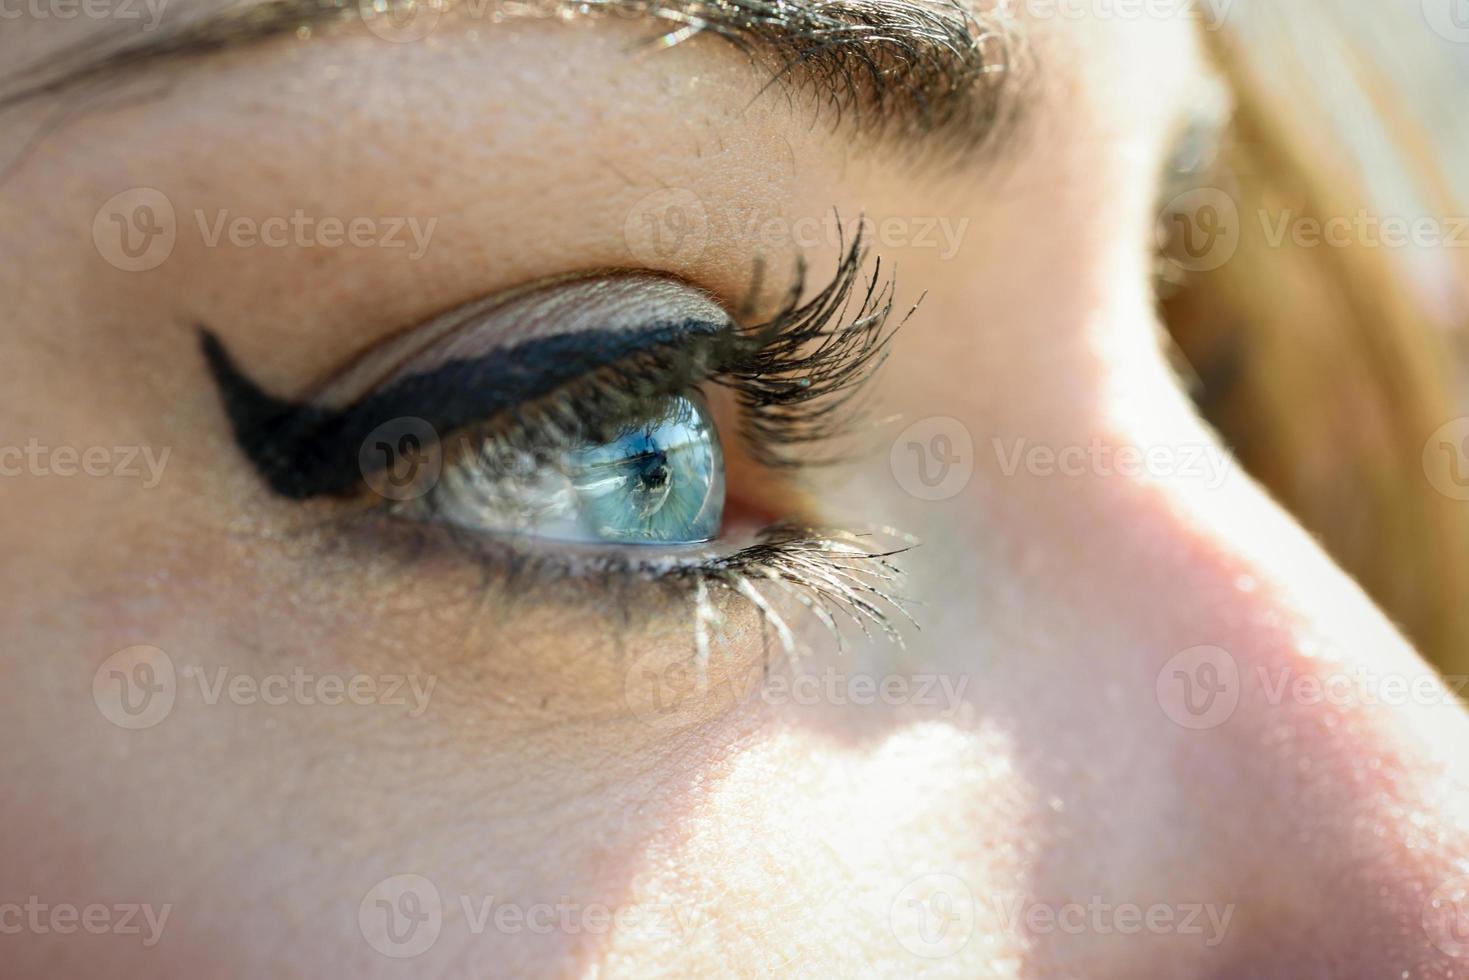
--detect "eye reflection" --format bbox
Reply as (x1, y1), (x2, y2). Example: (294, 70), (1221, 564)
(564, 395), (724, 544)
(424, 392), (725, 546)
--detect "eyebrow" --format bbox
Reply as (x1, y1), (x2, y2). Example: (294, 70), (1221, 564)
(1, 0), (1025, 167)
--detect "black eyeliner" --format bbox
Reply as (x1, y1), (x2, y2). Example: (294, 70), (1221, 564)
(199, 319), (727, 500)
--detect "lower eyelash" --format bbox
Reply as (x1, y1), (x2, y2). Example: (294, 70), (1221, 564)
(353, 509), (917, 659)
(684, 524), (918, 653)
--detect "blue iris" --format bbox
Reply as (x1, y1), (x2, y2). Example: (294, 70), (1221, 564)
(562, 394), (724, 544)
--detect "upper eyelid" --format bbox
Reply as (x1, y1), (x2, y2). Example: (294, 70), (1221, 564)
(202, 227), (900, 501)
(309, 273), (735, 409)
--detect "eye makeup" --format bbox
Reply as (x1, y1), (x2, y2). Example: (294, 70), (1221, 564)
(202, 232), (915, 651)
(198, 277), (734, 501)
(202, 232), (906, 493)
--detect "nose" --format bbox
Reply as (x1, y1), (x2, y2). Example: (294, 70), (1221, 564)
(1029, 394), (1469, 971)
(883, 316), (1469, 970)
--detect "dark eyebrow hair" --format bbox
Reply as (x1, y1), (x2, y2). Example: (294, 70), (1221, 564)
(0, 0), (1026, 168)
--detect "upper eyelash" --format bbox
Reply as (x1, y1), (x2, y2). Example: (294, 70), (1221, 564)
(715, 226), (916, 469)
(468, 224), (914, 473)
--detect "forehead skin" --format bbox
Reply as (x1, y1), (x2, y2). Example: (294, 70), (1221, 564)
(1, 0), (1024, 168)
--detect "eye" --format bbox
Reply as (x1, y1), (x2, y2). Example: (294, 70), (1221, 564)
(201, 229), (908, 615)
(200, 231), (913, 645)
(422, 391), (726, 546)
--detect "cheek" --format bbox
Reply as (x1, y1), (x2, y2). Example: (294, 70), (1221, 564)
(589, 720), (1038, 973)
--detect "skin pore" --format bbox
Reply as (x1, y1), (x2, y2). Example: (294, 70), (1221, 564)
(3, 2), (1469, 977)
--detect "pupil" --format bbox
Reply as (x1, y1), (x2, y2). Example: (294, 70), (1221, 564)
(626, 449), (673, 517)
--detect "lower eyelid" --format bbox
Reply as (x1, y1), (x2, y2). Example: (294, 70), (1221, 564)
(316, 501), (911, 654)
